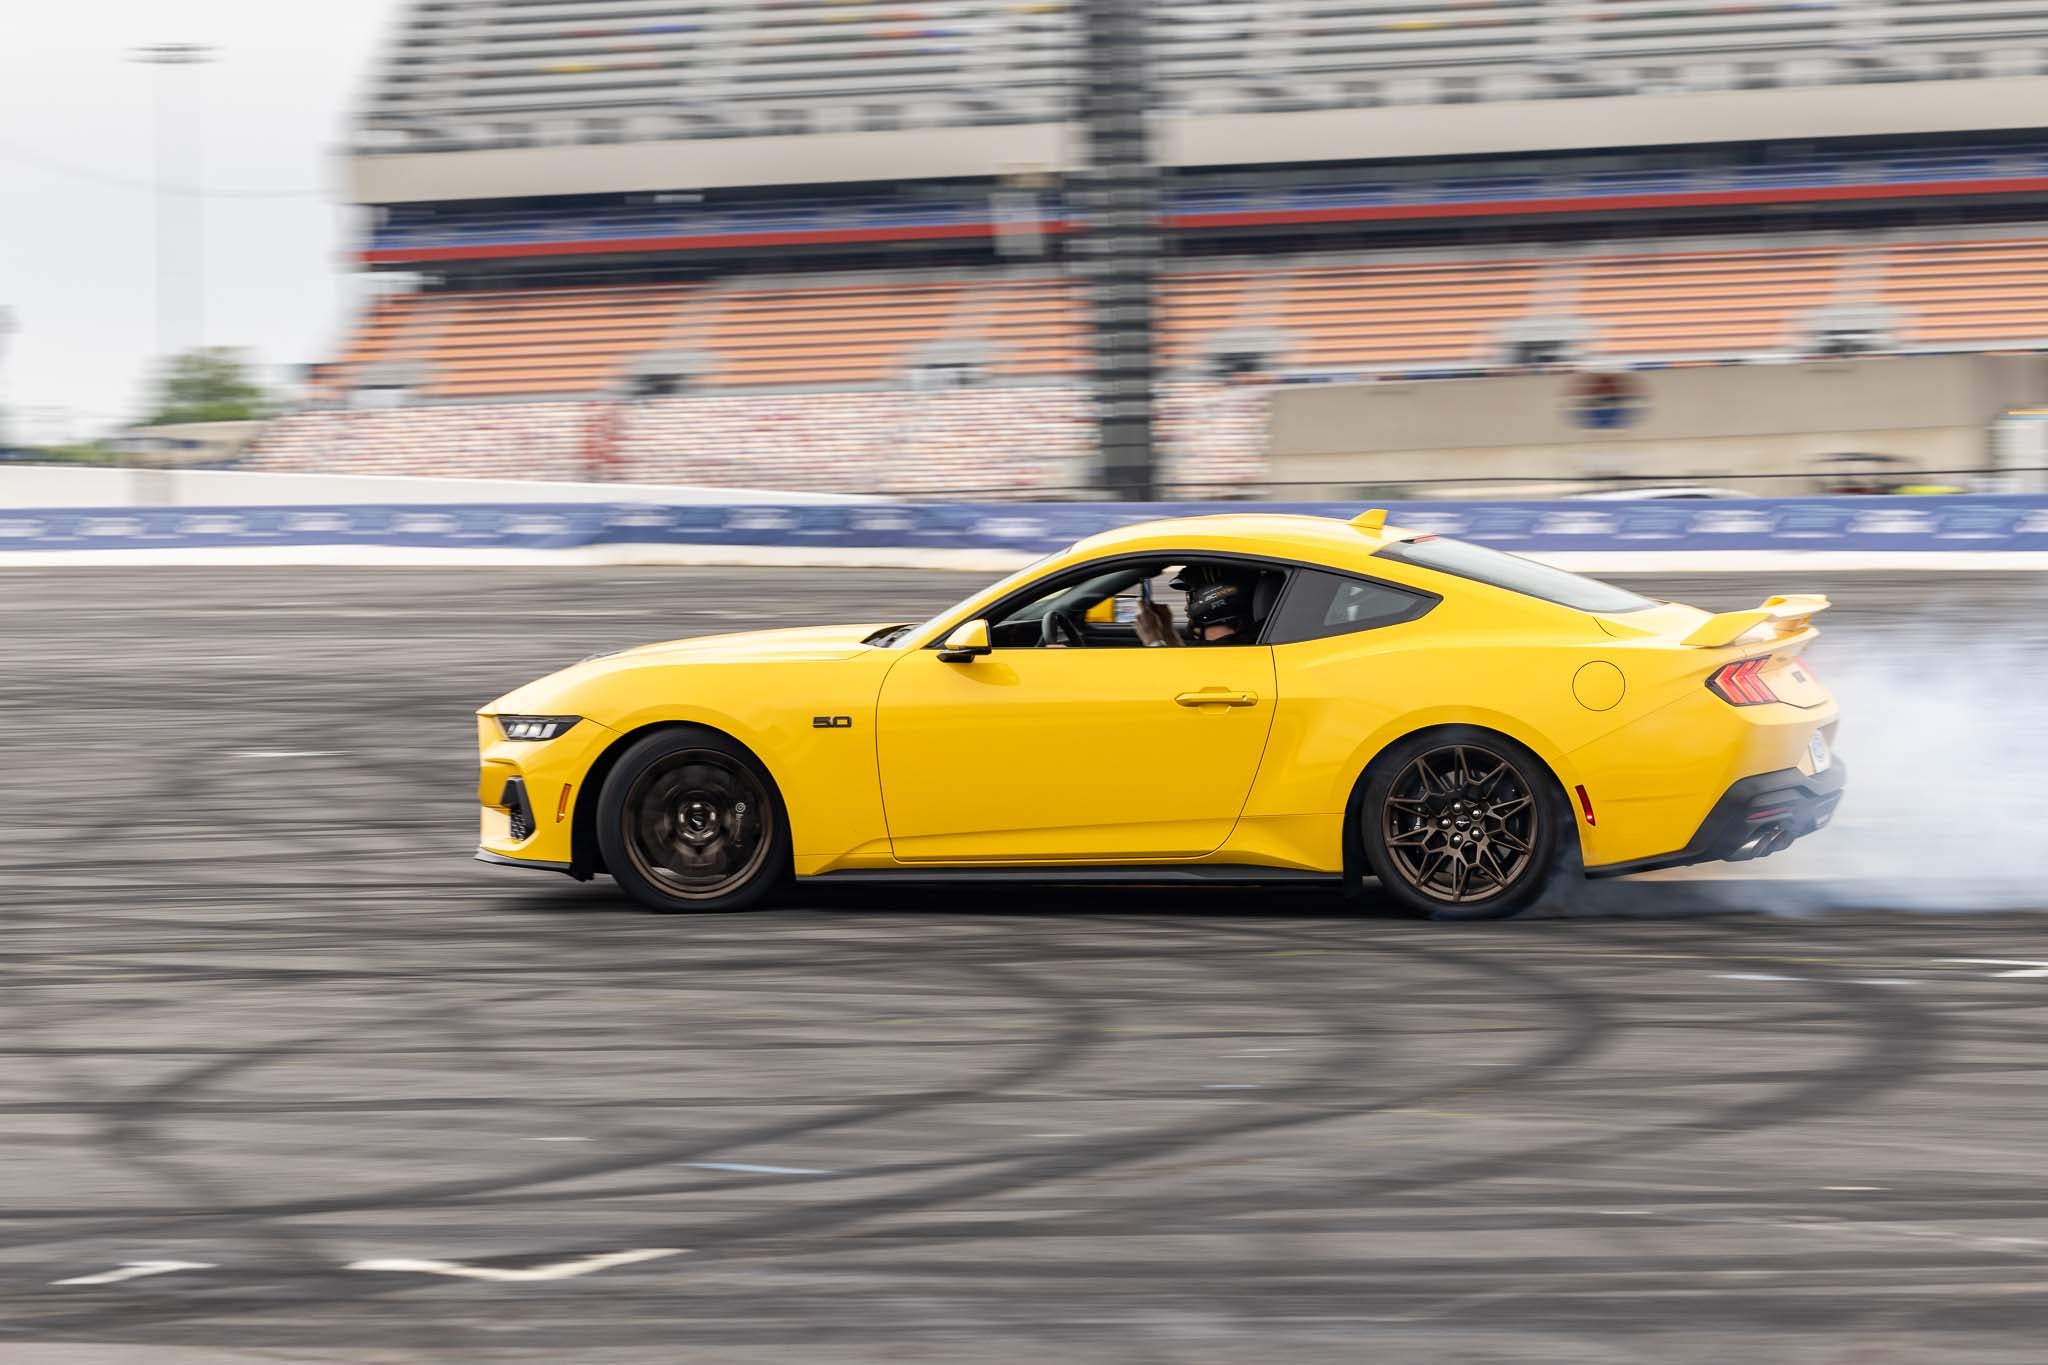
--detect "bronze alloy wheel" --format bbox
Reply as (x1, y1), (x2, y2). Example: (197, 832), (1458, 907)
(620, 748), (773, 900)
(1380, 742), (1540, 906)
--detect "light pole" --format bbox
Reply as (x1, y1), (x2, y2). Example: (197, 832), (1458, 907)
(131, 42), (215, 381)
(0, 306), (16, 450)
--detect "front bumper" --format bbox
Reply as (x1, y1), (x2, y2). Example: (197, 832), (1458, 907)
(476, 847), (573, 874)
(476, 714), (616, 868)
(1588, 760), (1846, 878)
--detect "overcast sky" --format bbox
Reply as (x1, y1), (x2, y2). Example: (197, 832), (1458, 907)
(0, 1), (403, 440)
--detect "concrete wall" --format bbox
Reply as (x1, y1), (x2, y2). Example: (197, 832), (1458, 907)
(1170, 77), (2048, 172)
(0, 465), (879, 510)
(1267, 354), (2048, 496)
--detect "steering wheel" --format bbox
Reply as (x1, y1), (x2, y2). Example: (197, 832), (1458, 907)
(1040, 608), (1088, 648)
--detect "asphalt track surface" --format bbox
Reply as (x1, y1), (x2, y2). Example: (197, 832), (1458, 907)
(5, 567), (2048, 1363)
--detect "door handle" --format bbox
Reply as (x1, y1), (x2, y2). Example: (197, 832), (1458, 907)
(1174, 690), (1258, 708)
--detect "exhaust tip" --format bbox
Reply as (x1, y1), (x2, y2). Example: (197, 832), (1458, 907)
(1730, 823), (1793, 861)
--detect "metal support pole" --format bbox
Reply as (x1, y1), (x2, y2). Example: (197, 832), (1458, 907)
(0, 306), (16, 449)
(132, 43), (214, 370)
(1075, 0), (1160, 501)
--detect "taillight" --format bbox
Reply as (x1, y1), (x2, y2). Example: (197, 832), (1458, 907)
(1707, 658), (1779, 706)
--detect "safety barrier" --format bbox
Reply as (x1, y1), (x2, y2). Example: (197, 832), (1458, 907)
(3, 496), (2046, 568)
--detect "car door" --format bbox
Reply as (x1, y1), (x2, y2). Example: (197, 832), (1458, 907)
(874, 573), (1279, 862)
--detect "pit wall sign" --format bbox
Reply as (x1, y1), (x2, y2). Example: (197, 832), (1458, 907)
(5, 495), (2048, 555)
(1566, 371), (1648, 431)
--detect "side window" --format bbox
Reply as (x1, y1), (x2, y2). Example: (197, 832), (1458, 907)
(971, 557), (1287, 648)
(1266, 569), (1434, 645)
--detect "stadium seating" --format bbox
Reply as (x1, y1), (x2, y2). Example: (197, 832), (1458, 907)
(246, 382), (1266, 496)
(430, 285), (696, 397)
(978, 276), (1088, 378)
(311, 294), (426, 388)
(359, 0), (1075, 150)
(1267, 259), (1546, 369)
(310, 232), (2048, 403)
(314, 285), (700, 399)
(1575, 246), (1849, 358)
(249, 402), (599, 481)
(263, 229), (2048, 493)
(614, 386), (1090, 494)
(353, 0), (2048, 153)
(703, 280), (971, 387)
(1880, 238), (2048, 346)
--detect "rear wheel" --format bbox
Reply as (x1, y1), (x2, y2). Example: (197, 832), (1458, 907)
(1359, 728), (1565, 921)
(596, 728), (790, 913)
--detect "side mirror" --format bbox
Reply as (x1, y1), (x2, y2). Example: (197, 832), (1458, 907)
(937, 619), (992, 662)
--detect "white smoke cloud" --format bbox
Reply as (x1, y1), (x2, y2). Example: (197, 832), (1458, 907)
(1757, 628), (2048, 909)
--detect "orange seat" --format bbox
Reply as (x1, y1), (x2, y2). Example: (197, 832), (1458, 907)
(305, 235), (2048, 398)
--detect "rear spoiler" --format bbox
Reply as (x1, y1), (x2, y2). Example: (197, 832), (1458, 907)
(1681, 594), (1831, 649)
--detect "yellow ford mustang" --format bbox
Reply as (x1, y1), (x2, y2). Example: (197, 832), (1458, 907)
(477, 511), (1843, 919)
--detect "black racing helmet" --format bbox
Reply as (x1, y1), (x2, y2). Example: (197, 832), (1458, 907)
(1186, 578), (1256, 639)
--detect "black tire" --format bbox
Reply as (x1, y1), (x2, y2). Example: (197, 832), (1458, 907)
(595, 727), (790, 914)
(1356, 726), (1568, 922)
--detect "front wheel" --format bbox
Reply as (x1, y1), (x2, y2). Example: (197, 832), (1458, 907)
(1358, 728), (1566, 921)
(596, 728), (790, 913)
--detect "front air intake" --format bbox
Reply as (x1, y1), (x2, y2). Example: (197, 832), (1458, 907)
(501, 778), (535, 842)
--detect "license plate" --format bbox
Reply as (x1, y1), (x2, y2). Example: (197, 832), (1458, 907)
(1808, 732), (1830, 773)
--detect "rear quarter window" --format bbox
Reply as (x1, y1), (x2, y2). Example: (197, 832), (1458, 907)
(1266, 569), (1436, 644)
(1375, 537), (1653, 614)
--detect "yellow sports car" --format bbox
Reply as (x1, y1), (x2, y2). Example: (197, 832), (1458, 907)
(477, 511), (1843, 919)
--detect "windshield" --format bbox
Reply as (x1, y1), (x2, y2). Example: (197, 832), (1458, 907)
(1376, 536), (1655, 614)
(886, 544), (1077, 648)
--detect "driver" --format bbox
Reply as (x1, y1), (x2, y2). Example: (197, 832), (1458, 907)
(1135, 573), (1257, 646)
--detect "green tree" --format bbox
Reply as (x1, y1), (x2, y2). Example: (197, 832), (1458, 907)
(145, 347), (272, 426)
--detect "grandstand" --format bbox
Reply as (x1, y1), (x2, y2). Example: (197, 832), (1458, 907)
(256, 0), (2048, 497)
(302, 235), (2048, 390)
(252, 381), (1267, 494)
(350, 0), (2048, 162)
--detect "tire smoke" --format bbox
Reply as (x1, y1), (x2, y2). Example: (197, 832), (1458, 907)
(1709, 627), (2048, 911)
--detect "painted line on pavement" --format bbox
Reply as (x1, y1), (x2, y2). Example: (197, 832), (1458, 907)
(347, 1248), (683, 1282)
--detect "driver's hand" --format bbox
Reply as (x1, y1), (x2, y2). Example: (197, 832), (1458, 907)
(1134, 600), (1181, 647)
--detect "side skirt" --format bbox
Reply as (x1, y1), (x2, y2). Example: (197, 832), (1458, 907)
(803, 865), (1341, 887)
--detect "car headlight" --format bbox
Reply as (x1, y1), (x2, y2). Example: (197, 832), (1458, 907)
(496, 715), (582, 741)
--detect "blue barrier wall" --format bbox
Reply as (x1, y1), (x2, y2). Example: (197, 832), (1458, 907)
(4, 496), (2048, 555)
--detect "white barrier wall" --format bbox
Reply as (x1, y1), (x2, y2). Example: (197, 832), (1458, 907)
(1267, 354), (2048, 496)
(0, 465), (878, 510)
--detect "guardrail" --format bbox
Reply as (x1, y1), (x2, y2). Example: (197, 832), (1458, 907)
(4, 496), (2046, 569)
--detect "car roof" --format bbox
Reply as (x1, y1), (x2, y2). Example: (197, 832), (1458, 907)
(1067, 512), (1406, 573)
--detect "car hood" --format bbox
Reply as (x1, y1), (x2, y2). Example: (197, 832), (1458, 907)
(609, 621), (895, 664)
(484, 622), (898, 716)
